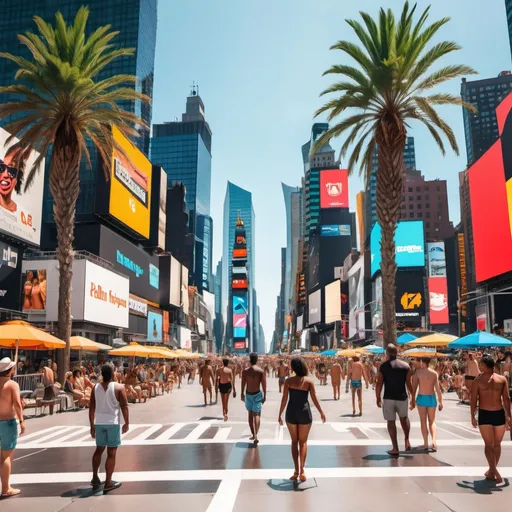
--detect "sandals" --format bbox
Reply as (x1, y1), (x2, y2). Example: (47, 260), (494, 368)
(1, 488), (21, 498)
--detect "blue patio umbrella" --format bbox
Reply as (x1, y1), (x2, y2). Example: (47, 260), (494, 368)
(362, 344), (385, 355)
(448, 331), (512, 350)
(397, 333), (418, 345)
(320, 349), (338, 356)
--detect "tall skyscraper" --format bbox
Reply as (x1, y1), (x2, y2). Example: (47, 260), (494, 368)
(282, 184), (303, 317)
(461, 73), (512, 166)
(221, 182), (256, 351)
(507, 1), (512, 57)
(151, 90), (213, 292)
(0, 0), (158, 228)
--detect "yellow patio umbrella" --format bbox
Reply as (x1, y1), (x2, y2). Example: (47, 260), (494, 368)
(402, 348), (449, 358)
(337, 348), (365, 358)
(405, 333), (458, 348)
(108, 341), (165, 359)
(0, 320), (66, 374)
(70, 336), (111, 352)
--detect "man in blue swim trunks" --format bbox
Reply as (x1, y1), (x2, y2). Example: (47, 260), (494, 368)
(347, 356), (366, 416)
(0, 358), (25, 498)
(411, 357), (443, 451)
(241, 353), (266, 445)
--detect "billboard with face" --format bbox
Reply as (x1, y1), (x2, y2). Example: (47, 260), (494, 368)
(469, 91), (512, 282)
(320, 169), (349, 209)
(371, 221), (425, 276)
(0, 127), (44, 246)
(22, 268), (47, 311)
(109, 126), (152, 238)
(428, 277), (449, 324)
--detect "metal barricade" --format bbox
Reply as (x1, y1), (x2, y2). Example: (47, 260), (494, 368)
(13, 373), (44, 392)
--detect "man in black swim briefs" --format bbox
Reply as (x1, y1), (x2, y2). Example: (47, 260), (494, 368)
(217, 358), (236, 422)
(471, 354), (511, 484)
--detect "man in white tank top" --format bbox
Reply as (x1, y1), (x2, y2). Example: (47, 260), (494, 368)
(89, 364), (129, 492)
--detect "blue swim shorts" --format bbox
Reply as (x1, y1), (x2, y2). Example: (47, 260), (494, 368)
(245, 391), (263, 414)
(95, 424), (121, 448)
(0, 419), (18, 450)
(351, 380), (362, 389)
(416, 394), (437, 408)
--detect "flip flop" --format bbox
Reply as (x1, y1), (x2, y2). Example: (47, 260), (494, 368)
(1, 488), (21, 498)
(90, 477), (102, 488)
(103, 481), (122, 493)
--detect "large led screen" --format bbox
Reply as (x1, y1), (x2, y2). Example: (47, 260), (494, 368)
(395, 271), (425, 324)
(233, 294), (247, 314)
(308, 289), (321, 325)
(371, 221), (425, 277)
(427, 242), (446, 278)
(320, 169), (349, 209)
(324, 279), (341, 323)
(429, 277), (449, 325)
(348, 256), (365, 339)
(469, 91), (512, 282)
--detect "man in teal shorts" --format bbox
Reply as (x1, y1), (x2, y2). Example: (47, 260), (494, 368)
(241, 353), (267, 445)
(411, 357), (443, 451)
(0, 357), (25, 498)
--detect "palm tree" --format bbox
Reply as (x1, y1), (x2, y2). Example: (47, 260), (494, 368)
(314, 2), (476, 346)
(0, 6), (149, 376)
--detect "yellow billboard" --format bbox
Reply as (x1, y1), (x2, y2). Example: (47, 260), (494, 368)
(109, 126), (152, 238)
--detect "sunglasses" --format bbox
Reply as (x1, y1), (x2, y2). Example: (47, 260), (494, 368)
(0, 163), (18, 179)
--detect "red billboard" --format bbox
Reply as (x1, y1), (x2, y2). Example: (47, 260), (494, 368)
(428, 277), (449, 325)
(234, 341), (246, 349)
(232, 279), (247, 289)
(320, 169), (349, 209)
(469, 92), (512, 282)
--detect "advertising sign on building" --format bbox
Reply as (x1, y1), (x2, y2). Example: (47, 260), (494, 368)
(348, 256), (365, 339)
(0, 127), (44, 246)
(234, 341), (246, 350)
(170, 256), (181, 307)
(395, 271), (425, 324)
(371, 221), (425, 276)
(320, 169), (349, 209)
(129, 294), (148, 317)
(428, 277), (449, 324)
(0, 242), (22, 310)
(233, 294), (247, 314)
(325, 280), (341, 324)
(427, 242), (447, 277)
(179, 326), (192, 349)
(158, 168), (167, 250)
(233, 313), (247, 338)
(457, 233), (468, 319)
(308, 289), (321, 325)
(146, 310), (163, 342)
(109, 126), (152, 239)
(320, 224), (351, 237)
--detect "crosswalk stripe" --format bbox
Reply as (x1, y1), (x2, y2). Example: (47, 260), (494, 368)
(185, 423), (213, 442)
(153, 423), (186, 441)
(131, 424), (163, 442)
(213, 427), (231, 441)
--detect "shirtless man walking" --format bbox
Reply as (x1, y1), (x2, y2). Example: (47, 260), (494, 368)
(471, 354), (511, 484)
(241, 353), (267, 445)
(412, 357), (443, 451)
(277, 360), (288, 394)
(347, 356), (365, 416)
(330, 359), (342, 400)
(217, 359), (236, 421)
(465, 352), (479, 397)
(0, 358), (25, 498)
(200, 360), (215, 406)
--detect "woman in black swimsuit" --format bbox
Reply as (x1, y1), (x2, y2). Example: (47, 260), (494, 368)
(278, 357), (326, 483)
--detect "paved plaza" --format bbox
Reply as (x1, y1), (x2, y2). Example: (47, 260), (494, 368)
(4, 376), (512, 511)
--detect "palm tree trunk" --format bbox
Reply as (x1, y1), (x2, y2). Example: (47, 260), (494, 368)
(375, 119), (406, 347)
(49, 123), (80, 383)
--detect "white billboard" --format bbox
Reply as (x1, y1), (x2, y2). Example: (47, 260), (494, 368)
(179, 326), (192, 349)
(308, 289), (321, 325)
(0, 127), (44, 246)
(181, 266), (189, 314)
(83, 260), (129, 328)
(427, 242), (447, 277)
(325, 280), (342, 324)
(348, 256), (365, 339)
(170, 256), (181, 306)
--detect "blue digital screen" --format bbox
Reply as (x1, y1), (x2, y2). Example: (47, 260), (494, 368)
(147, 311), (163, 342)
(371, 221), (425, 276)
(233, 295), (247, 314)
(321, 224), (351, 237)
(234, 327), (246, 338)
(149, 264), (159, 289)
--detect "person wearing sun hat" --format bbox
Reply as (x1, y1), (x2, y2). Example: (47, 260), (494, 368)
(0, 357), (25, 498)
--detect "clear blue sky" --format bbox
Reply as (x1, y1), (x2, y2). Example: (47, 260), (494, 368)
(152, 1), (511, 350)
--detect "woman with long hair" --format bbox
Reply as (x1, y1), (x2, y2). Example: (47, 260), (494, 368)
(278, 357), (326, 482)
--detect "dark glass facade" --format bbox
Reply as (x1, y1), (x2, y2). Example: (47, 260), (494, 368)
(0, 0), (157, 226)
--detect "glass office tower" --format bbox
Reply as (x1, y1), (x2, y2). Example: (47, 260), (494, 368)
(221, 182), (256, 351)
(151, 91), (213, 292)
(0, 0), (157, 225)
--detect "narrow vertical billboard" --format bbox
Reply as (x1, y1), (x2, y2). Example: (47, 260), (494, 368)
(427, 242), (447, 277)
(428, 277), (449, 324)
(320, 169), (349, 209)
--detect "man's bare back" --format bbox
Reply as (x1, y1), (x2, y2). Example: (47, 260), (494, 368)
(277, 365), (288, 378)
(475, 373), (508, 411)
(219, 367), (233, 384)
(415, 367), (438, 395)
(0, 379), (17, 421)
(202, 366), (214, 388)
(467, 358), (479, 377)
(244, 366), (264, 393)
(331, 364), (342, 383)
(350, 362), (364, 381)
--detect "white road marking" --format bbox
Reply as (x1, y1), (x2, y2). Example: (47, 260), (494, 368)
(207, 473), (242, 512)
(13, 448), (47, 462)
(11, 466), (512, 485)
(55, 426), (90, 442)
(185, 422), (213, 442)
(18, 425), (71, 442)
(213, 428), (231, 441)
(21, 426), (78, 445)
(131, 424), (163, 442)
(154, 422), (186, 441)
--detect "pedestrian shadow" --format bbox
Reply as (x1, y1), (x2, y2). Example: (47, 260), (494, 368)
(340, 413), (357, 418)
(456, 478), (510, 494)
(61, 486), (104, 498)
(362, 453), (414, 461)
(320, 398), (337, 402)
(186, 404), (209, 408)
(267, 479), (318, 492)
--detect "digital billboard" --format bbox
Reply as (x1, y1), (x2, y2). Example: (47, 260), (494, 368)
(395, 271), (425, 324)
(320, 224), (351, 237)
(469, 92), (512, 282)
(308, 231), (320, 290)
(233, 295), (247, 314)
(427, 242), (447, 277)
(22, 268), (47, 311)
(99, 225), (160, 303)
(232, 279), (248, 289)
(308, 289), (321, 325)
(325, 279), (341, 323)
(181, 266), (189, 314)
(109, 126), (152, 238)
(170, 256), (181, 307)
(234, 341), (246, 350)
(0, 242), (22, 310)
(233, 313), (247, 339)
(233, 249), (247, 258)
(158, 168), (167, 250)
(0, 127), (44, 246)
(371, 221), (425, 277)
(320, 169), (349, 209)
(429, 277), (449, 324)
(348, 256), (365, 339)
(147, 310), (163, 342)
